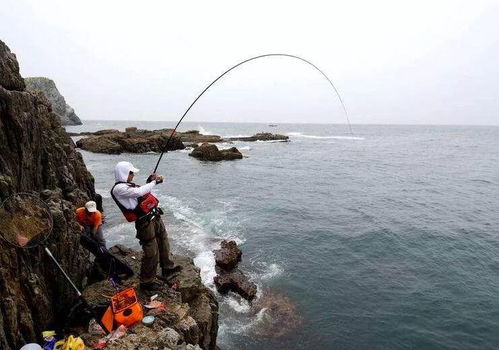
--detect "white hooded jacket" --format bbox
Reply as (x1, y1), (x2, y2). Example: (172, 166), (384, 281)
(112, 161), (156, 210)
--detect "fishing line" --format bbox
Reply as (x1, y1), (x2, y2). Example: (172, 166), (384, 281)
(153, 53), (351, 173)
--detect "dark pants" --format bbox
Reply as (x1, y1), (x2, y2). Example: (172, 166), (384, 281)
(84, 226), (106, 247)
(135, 216), (174, 283)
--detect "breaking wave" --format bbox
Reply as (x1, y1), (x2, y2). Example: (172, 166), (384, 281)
(197, 125), (213, 135)
(286, 132), (364, 140)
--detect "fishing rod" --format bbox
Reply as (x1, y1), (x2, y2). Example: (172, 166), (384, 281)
(153, 53), (351, 173)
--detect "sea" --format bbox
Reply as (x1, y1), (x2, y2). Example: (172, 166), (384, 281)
(65, 121), (499, 350)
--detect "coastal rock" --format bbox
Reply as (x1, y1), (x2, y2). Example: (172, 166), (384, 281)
(229, 132), (289, 142)
(0, 40), (219, 350)
(214, 268), (257, 301)
(189, 143), (243, 161)
(0, 41), (25, 90)
(214, 240), (242, 270)
(75, 128), (185, 154)
(180, 130), (224, 144)
(24, 77), (82, 125)
(250, 290), (301, 338)
(105, 327), (181, 350)
(80, 246), (218, 350)
(0, 40), (96, 350)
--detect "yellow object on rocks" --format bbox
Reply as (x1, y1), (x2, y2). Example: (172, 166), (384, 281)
(53, 335), (85, 350)
(42, 331), (56, 338)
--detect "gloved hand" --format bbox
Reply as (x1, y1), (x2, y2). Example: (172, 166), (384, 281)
(147, 173), (157, 183)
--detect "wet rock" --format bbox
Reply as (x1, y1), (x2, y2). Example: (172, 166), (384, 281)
(214, 268), (257, 301)
(25, 77), (82, 125)
(189, 143), (243, 161)
(250, 290), (301, 338)
(214, 240), (242, 270)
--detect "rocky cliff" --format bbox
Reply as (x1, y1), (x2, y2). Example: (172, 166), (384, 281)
(0, 40), (95, 349)
(25, 77), (82, 125)
(0, 40), (218, 349)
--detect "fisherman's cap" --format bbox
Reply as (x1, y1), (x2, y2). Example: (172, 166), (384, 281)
(85, 201), (97, 213)
(126, 161), (139, 173)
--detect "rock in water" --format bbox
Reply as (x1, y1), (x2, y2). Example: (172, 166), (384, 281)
(75, 128), (185, 154)
(229, 132), (289, 142)
(250, 290), (301, 338)
(189, 143), (243, 161)
(214, 268), (258, 301)
(214, 240), (242, 270)
(24, 76), (82, 125)
(0, 40), (95, 350)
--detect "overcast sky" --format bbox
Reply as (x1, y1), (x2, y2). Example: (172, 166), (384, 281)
(1, 0), (498, 125)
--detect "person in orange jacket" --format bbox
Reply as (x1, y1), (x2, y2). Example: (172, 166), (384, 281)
(76, 201), (106, 247)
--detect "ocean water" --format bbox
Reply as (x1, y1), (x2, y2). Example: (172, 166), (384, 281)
(66, 121), (499, 349)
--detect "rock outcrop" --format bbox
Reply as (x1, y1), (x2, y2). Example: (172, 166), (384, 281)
(24, 77), (82, 125)
(189, 143), (243, 161)
(229, 132), (289, 142)
(80, 246), (218, 350)
(212, 241), (257, 301)
(214, 268), (257, 301)
(71, 128), (288, 154)
(214, 240), (242, 270)
(0, 40), (96, 349)
(0, 40), (219, 350)
(75, 128), (185, 154)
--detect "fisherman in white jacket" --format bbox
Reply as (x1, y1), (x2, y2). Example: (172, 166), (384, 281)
(111, 161), (180, 291)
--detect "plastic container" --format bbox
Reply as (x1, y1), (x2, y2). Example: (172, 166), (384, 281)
(142, 315), (155, 326)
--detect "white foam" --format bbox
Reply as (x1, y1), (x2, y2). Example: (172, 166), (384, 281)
(260, 263), (284, 281)
(286, 132), (364, 140)
(238, 146), (252, 151)
(223, 134), (251, 138)
(226, 296), (251, 313)
(193, 251), (217, 287)
(198, 125), (213, 135)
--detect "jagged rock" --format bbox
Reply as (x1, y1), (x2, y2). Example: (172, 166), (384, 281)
(214, 240), (242, 271)
(0, 40), (96, 350)
(189, 143), (242, 161)
(229, 132), (289, 142)
(24, 77), (82, 125)
(174, 316), (200, 345)
(214, 268), (257, 301)
(0, 41), (25, 90)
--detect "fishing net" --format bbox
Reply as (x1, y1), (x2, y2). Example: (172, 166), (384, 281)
(0, 192), (53, 248)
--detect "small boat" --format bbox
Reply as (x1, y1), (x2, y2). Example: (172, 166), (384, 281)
(268, 124), (278, 127)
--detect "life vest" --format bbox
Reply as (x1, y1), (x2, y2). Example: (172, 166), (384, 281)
(110, 182), (159, 222)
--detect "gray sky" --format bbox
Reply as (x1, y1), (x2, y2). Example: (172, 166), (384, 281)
(1, 0), (498, 125)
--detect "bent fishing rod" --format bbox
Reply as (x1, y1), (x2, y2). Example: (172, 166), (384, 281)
(153, 53), (351, 173)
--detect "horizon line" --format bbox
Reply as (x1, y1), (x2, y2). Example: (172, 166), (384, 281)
(76, 119), (499, 127)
